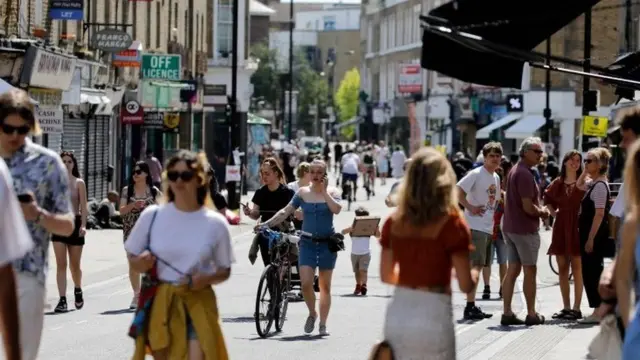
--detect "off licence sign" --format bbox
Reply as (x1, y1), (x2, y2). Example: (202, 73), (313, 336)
(141, 54), (181, 81)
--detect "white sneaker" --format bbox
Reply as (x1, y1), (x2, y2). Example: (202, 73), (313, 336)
(129, 295), (138, 310)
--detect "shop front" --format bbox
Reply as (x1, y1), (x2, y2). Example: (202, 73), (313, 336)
(20, 46), (76, 151)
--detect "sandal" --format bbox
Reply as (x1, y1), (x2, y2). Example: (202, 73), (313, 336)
(552, 309), (571, 319)
(525, 313), (545, 326)
(500, 313), (525, 326)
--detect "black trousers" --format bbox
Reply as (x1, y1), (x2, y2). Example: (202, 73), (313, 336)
(580, 234), (604, 309)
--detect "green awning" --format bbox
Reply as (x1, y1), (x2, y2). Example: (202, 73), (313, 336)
(248, 113), (271, 125)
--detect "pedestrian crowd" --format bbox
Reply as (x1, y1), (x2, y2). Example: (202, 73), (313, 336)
(2, 84), (640, 360)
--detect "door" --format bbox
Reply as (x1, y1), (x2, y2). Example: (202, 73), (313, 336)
(62, 116), (87, 181)
(86, 115), (110, 200)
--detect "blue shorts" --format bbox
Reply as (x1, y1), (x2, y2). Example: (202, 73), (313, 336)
(298, 238), (337, 270)
(186, 312), (197, 339)
(492, 232), (508, 265)
(342, 173), (358, 184)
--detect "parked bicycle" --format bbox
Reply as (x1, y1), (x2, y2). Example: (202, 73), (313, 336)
(548, 255), (573, 280)
(254, 228), (301, 337)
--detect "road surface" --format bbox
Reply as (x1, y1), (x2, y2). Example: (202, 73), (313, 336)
(31, 179), (599, 360)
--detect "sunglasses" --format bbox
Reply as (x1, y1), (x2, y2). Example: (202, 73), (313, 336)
(1, 123), (30, 135)
(167, 170), (195, 182)
(584, 159), (594, 164)
(530, 149), (544, 154)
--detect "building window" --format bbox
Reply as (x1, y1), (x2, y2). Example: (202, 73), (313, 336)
(200, 14), (205, 51)
(184, 10), (189, 46)
(133, 2), (138, 39)
(196, 11), (200, 54)
(156, 1), (161, 48)
(323, 15), (336, 30)
(174, 3), (178, 26)
(217, 0), (233, 56)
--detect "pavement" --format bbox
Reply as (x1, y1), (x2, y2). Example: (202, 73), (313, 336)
(32, 176), (601, 360)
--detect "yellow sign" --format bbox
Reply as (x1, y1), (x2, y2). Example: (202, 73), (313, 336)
(435, 145), (447, 155)
(582, 115), (608, 138)
(163, 113), (180, 129)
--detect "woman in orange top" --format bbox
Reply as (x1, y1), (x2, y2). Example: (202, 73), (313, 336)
(379, 147), (475, 360)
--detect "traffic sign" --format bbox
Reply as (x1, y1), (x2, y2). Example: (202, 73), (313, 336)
(141, 54), (181, 81)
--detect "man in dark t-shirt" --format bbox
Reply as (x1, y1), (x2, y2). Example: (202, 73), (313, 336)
(334, 143), (343, 173)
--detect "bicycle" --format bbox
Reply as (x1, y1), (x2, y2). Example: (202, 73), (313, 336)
(254, 228), (300, 338)
(548, 255), (573, 281)
(342, 177), (356, 211)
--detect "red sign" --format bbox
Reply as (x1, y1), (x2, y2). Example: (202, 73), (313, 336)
(398, 64), (422, 94)
(121, 100), (144, 124)
(112, 49), (140, 68)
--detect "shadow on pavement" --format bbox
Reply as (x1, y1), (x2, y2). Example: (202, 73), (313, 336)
(100, 308), (135, 315)
(276, 334), (326, 341)
(486, 325), (529, 332)
(45, 309), (76, 316)
(222, 316), (255, 323)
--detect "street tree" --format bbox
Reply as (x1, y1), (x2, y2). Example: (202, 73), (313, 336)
(334, 68), (360, 139)
(249, 43), (280, 111)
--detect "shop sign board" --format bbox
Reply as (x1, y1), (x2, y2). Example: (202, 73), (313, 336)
(91, 28), (133, 52)
(36, 107), (64, 133)
(121, 100), (144, 124)
(141, 54), (181, 81)
(22, 47), (76, 90)
(49, 0), (83, 20)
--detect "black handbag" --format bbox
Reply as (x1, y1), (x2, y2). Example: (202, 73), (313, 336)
(328, 233), (345, 253)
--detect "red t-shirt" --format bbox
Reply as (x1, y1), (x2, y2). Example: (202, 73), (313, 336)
(503, 162), (540, 234)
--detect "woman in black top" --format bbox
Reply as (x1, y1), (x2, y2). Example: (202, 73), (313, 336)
(243, 157), (295, 265)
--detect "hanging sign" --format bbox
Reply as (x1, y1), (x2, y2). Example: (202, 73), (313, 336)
(121, 100), (144, 124)
(582, 115), (608, 138)
(163, 113), (180, 132)
(143, 112), (164, 129)
(36, 107), (64, 133)
(49, 0), (84, 20)
(398, 64), (422, 94)
(225, 165), (241, 182)
(91, 28), (133, 52)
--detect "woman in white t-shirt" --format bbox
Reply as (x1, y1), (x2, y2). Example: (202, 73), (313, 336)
(125, 150), (235, 359)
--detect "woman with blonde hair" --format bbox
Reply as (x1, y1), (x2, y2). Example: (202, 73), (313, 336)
(617, 140), (640, 358)
(125, 150), (233, 360)
(378, 147), (474, 359)
(576, 147), (613, 324)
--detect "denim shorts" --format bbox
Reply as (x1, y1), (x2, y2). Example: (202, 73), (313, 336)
(186, 312), (197, 340)
(298, 238), (337, 270)
(492, 233), (508, 265)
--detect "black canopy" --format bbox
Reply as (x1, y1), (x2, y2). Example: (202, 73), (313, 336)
(421, 0), (603, 88)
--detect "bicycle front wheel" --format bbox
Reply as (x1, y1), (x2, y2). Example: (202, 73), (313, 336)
(549, 255), (559, 275)
(255, 265), (277, 338)
(275, 264), (292, 332)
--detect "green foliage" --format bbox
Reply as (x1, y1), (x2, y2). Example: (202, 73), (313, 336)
(334, 68), (360, 139)
(249, 43), (280, 110)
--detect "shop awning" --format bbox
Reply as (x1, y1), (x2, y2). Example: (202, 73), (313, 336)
(95, 87), (126, 116)
(504, 115), (546, 139)
(248, 113), (271, 125)
(80, 88), (110, 105)
(334, 117), (363, 129)
(0, 78), (38, 104)
(250, 0), (276, 15)
(148, 81), (190, 88)
(475, 113), (521, 139)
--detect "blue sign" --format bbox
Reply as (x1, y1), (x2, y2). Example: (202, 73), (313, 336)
(49, 8), (83, 20)
(49, 0), (83, 20)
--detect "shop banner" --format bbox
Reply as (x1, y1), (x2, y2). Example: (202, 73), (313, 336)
(22, 47), (76, 90)
(141, 80), (181, 109)
(36, 107), (64, 134)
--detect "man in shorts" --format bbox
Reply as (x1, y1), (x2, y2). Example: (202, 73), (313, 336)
(501, 137), (549, 326)
(457, 142), (502, 320)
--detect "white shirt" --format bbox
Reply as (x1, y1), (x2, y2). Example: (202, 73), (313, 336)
(0, 159), (33, 267)
(341, 153), (360, 174)
(391, 150), (407, 178)
(287, 181), (300, 193)
(377, 146), (389, 163)
(610, 183), (625, 218)
(125, 203), (235, 283)
(351, 236), (371, 255)
(457, 166), (501, 234)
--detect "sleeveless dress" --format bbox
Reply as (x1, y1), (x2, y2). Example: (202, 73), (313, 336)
(121, 186), (157, 241)
(622, 231), (640, 360)
(51, 177), (85, 246)
(544, 179), (585, 256)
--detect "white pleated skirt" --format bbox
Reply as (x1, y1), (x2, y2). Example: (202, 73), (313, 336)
(383, 286), (456, 360)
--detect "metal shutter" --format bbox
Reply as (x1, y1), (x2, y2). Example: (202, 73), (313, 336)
(62, 116), (87, 180)
(86, 115), (110, 201)
(47, 133), (62, 153)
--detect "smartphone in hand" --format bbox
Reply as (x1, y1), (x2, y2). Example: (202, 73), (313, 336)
(17, 193), (33, 203)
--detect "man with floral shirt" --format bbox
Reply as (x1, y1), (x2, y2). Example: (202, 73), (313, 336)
(0, 157), (32, 360)
(0, 89), (74, 360)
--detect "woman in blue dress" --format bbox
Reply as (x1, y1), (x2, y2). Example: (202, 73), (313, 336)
(260, 159), (342, 336)
(617, 139), (640, 359)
